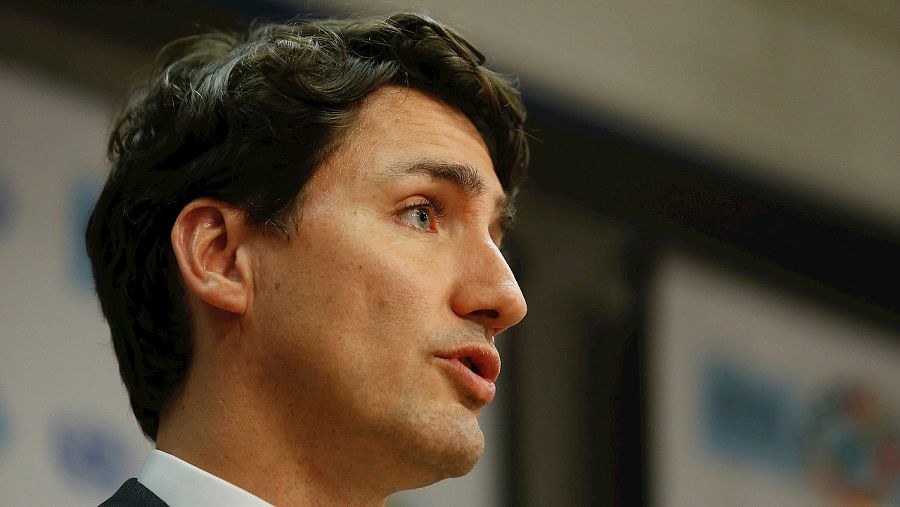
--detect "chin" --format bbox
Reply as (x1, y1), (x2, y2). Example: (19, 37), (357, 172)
(395, 408), (487, 487)
(443, 454), (481, 480)
(437, 430), (485, 478)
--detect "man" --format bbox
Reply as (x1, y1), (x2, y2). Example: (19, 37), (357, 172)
(87, 12), (528, 506)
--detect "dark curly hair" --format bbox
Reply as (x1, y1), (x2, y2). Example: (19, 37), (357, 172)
(85, 12), (528, 441)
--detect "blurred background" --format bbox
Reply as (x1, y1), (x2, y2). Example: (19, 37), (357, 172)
(0, 0), (898, 505)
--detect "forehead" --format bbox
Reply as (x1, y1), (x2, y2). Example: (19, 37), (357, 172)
(329, 86), (501, 191)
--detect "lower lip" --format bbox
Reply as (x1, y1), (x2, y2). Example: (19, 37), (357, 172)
(435, 357), (496, 404)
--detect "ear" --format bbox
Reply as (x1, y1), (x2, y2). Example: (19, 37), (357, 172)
(171, 198), (254, 315)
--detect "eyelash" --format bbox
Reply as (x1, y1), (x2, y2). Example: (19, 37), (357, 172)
(399, 196), (446, 232)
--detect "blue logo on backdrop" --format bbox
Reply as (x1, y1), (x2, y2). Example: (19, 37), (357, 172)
(702, 355), (801, 473)
(71, 180), (101, 289)
(52, 416), (130, 491)
(0, 172), (12, 239)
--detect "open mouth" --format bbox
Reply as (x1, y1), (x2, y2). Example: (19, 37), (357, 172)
(460, 356), (480, 377)
(434, 354), (498, 404)
(435, 345), (501, 385)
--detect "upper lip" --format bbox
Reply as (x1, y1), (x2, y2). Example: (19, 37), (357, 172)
(435, 344), (501, 383)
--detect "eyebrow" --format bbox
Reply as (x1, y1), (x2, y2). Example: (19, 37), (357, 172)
(387, 159), (515, 235)
(392, 160), (487, 195)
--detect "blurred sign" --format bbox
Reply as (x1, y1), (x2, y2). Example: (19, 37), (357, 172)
(650, 249), (900, 506)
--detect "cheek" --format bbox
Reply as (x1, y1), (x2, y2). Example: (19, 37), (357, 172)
(347, 238), (444, 368)
(252, 219), (447, 391)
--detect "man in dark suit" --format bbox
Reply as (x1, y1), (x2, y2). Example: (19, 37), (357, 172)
(87, 12), (529, 506)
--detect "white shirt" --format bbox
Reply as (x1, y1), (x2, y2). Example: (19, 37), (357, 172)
(137, 449), (273, 507)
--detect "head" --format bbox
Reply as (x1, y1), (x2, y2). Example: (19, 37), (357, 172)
(87, 12), (527, 492)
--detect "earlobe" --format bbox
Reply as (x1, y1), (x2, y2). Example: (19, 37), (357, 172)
(171, 199), (252, 315)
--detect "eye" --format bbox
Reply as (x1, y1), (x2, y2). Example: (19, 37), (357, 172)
(397, 197), (445, 232)
(400, 205), (436, 231)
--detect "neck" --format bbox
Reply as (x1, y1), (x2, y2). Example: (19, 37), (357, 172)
(155, 357), (391, 507)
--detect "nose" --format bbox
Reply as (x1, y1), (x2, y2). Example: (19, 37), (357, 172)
(450, 240), (527, 337)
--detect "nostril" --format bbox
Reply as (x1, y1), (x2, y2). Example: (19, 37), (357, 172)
(479, 309), (500, 319)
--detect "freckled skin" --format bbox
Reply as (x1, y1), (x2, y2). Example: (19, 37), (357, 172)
(174, 86), (527, 504)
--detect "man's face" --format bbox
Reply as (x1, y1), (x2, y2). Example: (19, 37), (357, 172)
(245, 87), (527, 488)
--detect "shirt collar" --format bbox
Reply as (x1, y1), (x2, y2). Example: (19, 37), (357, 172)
(137, 449), (273, 507)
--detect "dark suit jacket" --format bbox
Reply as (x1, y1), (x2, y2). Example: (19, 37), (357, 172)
(99, 478), (168, 507)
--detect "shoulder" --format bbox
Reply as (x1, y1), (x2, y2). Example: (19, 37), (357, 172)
(99, 478), (168, 507)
